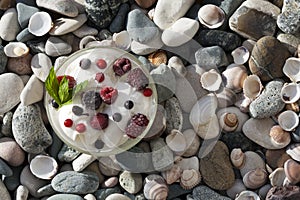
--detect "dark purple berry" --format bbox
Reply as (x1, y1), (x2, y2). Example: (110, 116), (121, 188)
(82, 90), (102, 110)
(124, 100), (134, 110)
(51, 99), (59, 108)
(112, 113), (122, 122)
(126, 68), (149, 90)
(72, 106), (84, 116)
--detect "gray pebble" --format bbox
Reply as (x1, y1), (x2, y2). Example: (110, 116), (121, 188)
(47, 194), (84, 200)
(16, 28), (35, 42)
(36, 184), (56, 197)
(36, 0), (78, 17)
(12, 104), (52, 154)
(20, 75), (44, 106)
(0, 8), (20, 41)
(0, 158), (13, 177)
(45, 36), (72, 57)
(1, 111), (13, 136)
(58, 144), (81, 162)
(192, 186), (231, 200)
(98, 157), (122, 176)
(167, 184), (192, 200)
(94, 186), (122, 200)
(3, 165), (23, 191)
(0, 45), (7, 74)
(277, 0), (300, 35)
(219, 0), (245, 30)
(49, 130), (63, 159)
(73, 24), (98, 38)
(16, 3), (39, 28)
(150, 138), (174, 171)
(277, 33), (300, 54)
(109, 3), (130, 33)
(72, 153), (96, 172)
(16, 185), (29, 200)
(130, 36), (163, 55)
(195, 46), (229, 70)
(31, 53), (52, 82)
(0, 179), (11, 200)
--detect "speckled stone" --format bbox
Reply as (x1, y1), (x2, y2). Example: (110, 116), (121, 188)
(249, 36), (290, 81)
(109, 3), (130, 33)
(199, 141), (235, 190)
(36, 0), (78, 17)
(119, 171), (142, 194)
(195, 46), (229, 70)
(249, 80), (285, 118)
(277, 0), (300, 35)
(0, 45), (7, 74)
(7, 54), (33, 75)
(52, 171), (99, 194)
(192, 186), (231, 200)
(12, 104), (53, 154)
(150, 138), (174, 171)
(165, 97), (183, 133)
(266, 186), (300, 200)
(58, 144), (80, 162)
(47, 194), (84, 200)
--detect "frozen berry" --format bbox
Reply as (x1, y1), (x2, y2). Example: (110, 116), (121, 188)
(95, 72), (105, 83)
(113, 58), (131, 76)
(143, 88), (153, 97)
(112, 113), (122, 122)
(96, 59), (107, 69)
(126, 68), (149, 90)
(94, 140), (104, 149)
(90, 113), (109, 130)
(75, 123), (86, 133)
(124, 100), (134, 110)
(72, 106), (84, 116)
(57, 75), (76, 88)
(64, 119), (73, 127)
(125, 113), (149, 138)
(79, 58), (91, 69)
(51, 99), (59, 108)
(100, 87), (118, 104)
(82, 90), (102, 110)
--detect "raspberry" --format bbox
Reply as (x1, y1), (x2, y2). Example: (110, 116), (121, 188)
(57, 75), (76, 88)
(90, 113), (109, 130)
(113, 58), (132, 76)
(100, 87), (118, 105)
(125, 113), (149, 138)
(143, 88), (153, 97)
(96, 59), (107, 69)
(82, 90), (102, 110)
(75, 123), (86, 133)
(126, 68), (149, 90)
(95, 72), (105, 83)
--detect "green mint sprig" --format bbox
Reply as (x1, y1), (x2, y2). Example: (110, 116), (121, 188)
(45, 67), (88, 108)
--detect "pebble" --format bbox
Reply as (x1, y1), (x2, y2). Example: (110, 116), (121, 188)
(109, 3), (130, 33)
(47, 194), (84, 200)
(127, 9), (160, 44)
(192, 186), (231, 200)
(58, 144), (80, 162)
(72, 153), (96, 172)
(0, 8), (20, 41)
(20, 75), (44, 106)
(277, 0), (300, 34)
(249, 80), (285, 118)
(51, 171), (99, 194)
(7, 53), (33, 75)
(0, 73), (23, 114)
(135, 0), (157, 9)
(229, 0), (280, 40)
(119, 171), (143, 194)
(150, 138), (174, 171)
(195, 46), (229, 70)
(185, 65), (208, 99)
(98, 156), (122, 176)
(168, 184), (192, 199)
(196, 30), (241, 52)
(286, 143), (300, 162)
(16, 3), (39, 28)
(199, 141), (235, 190)
(45, 37), (72, 57)
(27, 39), (45, 54)
(162, 18), (199, 47)
(16, 185), (29, 200)
(84, 162), (105, 184)
(266, 186), (300, 199)
(106, 193), (131, 200)
(36, 184), (56, 197)
(102, 177), (119, 188)
(153, 0), (195, 29)
(219, 0), (245, 30)
(84, 194), (97, 200)
(94, 186), (122, 200)
(150, 64), (176, 103)
(130, 35), (163, 55)
(36, 0), (79, 17)
(3, 165), (23, 191)
(0, 180), (11, 200)
(30, 53), (52, 82)
(249, 36), (290, 81)
(73, 24), (98, 38)
(49, 14), (88, 36)
(0, 45), (7, 73)
(176, 156), (199, 171)
(277, 33), (300, 54)
(1, 111), (13, 136)
(16, 28), (35, 42)
(165, 97), (183, 133)
(0, 158), (13, 176)
(12, 104), (53, 154)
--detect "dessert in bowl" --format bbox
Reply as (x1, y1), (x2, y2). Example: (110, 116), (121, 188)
(44, 47), (157, 157)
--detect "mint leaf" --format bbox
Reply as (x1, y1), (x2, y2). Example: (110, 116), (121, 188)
(58, 76), (71, 104)
(73, 80), (88, 97)
(45, 67), (61, 105)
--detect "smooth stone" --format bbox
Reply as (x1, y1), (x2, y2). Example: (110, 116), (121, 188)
(185, 65), (208, 99)
(106, 194), (131, 200)
(219, 0), (245, 30)
(168, 56), (186, 76)
(286, 143), (300, 162)
(0, 8), (20, 41)
(16, 185), (29, 200)
(85, 0), (126, 28)
(52, 171), (99, 194)
(192, 186), (231, 200)
(266, 186), (300, 200)
(162, 18), (199, 47)
(196, 30), (241, 52)
(12, 104), (53, 154)
(58, 144), (80, 162)
(109, 3), (130, 33)
(229, 0), (280, 40)
(47, 194), (84, 200)
(49, 14), (87, 36)
(185, 3), (201, 20)
(16, 3), (39, 28)
(195, 46), (229, 70)
(102, 177), (119, 188)
(0, 45), (7, 74)
(36, 184), (56, 197)
(249, 80), (285, 118)
(0, 73), (24, 114)
(31, 53), (52, 82)
(73, 24), (98, 38)
(221, 132), (262, 152)
(16, 0), (36, 6)
(165, 97), (183, 133)
(0, 180), (11, 200)
(84, 194), (97, 200)
(130, 35), (163, 55)
(7, 54), (33, 75)
(3, 165), (23, 191)
(1, 111), (13, 136)
(153, 0), (195, 30)
(36, 0), (79, 17)
(199, 141), (235, 190)
(98, 156), (122, 176)
(249, 36), (290, 81)
(127, 9), (160, 44)
(45, 37), (72, 57)
(119, 171), (142, 194)
(277, 0), (300, 35)
(167, 184), (192, 200)
(94, 186), (122, 200)
(85, 162), (105, 184)
(16, 28), (35, 42)
(0, 158), (13, 176)
(20, 165), (48, 198)
(20, 75), (44, 106)
(71, 0), (86, 13)
(72, 153), (96, 172)
(150, 138), (174, 171)
(277, 33), (300, 54)
(27, 39), (46, 54)
(135, 0), (157, 8)
(150, 64), (176, 103)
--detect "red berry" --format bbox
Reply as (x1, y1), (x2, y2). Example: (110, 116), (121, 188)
(75, 123), (86, 133)
(100, 87), (118, 105)
(64, 119), (73, 127)
(95, 72), (105, 83)
(90, 113), (109, 130)
(113, 58), (132, 76)
(143, 88), (153, 97)
(57, 75), (76, 88)
(96, 59), (107, 69)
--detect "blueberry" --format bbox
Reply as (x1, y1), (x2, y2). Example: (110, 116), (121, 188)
(112, 113), (122, 122)
(72, 106), (84, 116)
(51, 99), (59, 108)
(124, 100), (134, 110)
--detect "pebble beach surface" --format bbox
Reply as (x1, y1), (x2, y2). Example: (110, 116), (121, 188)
(0, 0), (300, 199)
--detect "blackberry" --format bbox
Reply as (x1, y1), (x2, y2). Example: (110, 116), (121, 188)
(126, 68), (149, 90)
(113, 58), (132, 76)
(125, 113), (149, 138)
(131, 113), (149, 126)
(82, 90), (102, 110)
(90, 113), (109, 130)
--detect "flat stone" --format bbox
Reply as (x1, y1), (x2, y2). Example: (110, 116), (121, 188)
(165, 97), (183, 133)
(109, 3), (130, 33)
(84, 162), (105, 184)
(16, 28), (35, 42)
(195, 46), (229, 70)
(150, 138), (174, 171)
(266, 186), (300, 200)
(0, 180), (11, 200)
(0, 158), (13, 176)
(0, 73), (24, 114)
(0, 8), (20, 41)
(12, 104), (53, 154)
(0, 45), (7, 74)
(73, 24), (98, 38)
(20, 75), (44, 106)
(49, 14), (87, 36)
(52, 171), (99, 194)
(16, 3), (39, 28)
(229, 0), (280, 40)
(36, 0), (78, 17)
(192, 186), (231, 200)
(48, 194), (84, 200)
(7, 54), (33, 75)
(31, 53), (52, 82)
(72, 153), (96, 172)
(277, 0), (300, 35)
(249, 80), (285, 118)
(153, 0), (195, 29)
(162, 18), (199, 47)
(135, 0), (157, 9)
(45, 37), (72, 57)
(119, 171), (142, 194)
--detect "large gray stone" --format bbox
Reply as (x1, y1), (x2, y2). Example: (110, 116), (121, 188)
(277, 0), (300, 35)
(195, 46), (229, 70)
(36, 0), (78, 17)
(16, 3), (39, 28)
